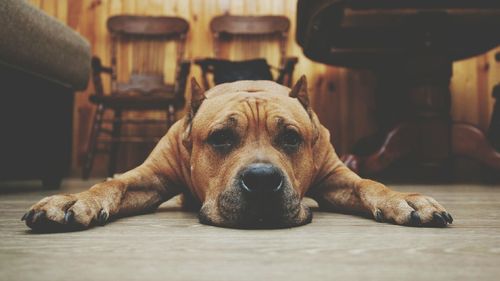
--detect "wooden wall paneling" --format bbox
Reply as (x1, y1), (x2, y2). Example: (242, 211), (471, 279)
(476, 54), (490, 131)
(346, 69), (377, 154)
(311, 70), (340, 149)
(451, 50), (498, 133)
(451, 58), (480, 126)
(229, 0), (244, 14)
(74, 0), (103, 171)
(334, 67), (351, 153)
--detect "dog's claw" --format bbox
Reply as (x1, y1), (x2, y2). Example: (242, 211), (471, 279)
(374, 210), (384, 222)
(21, 210), (34, 221)
(442, 212), (453, 224)
(409, 211), (421, 226)
(32, 211), (46, 224)
(64, 210), (74, 224)
(433, 212), (447, 226)
(97, 210), (108, 226)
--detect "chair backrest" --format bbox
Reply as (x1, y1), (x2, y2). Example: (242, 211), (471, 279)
(209, 15), (291, 68)
(107, 15), (189, 95)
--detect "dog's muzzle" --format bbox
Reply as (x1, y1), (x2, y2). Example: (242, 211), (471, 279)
(197, 162), (312, 228)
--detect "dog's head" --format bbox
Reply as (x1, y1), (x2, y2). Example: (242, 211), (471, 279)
(183, 77), (319, 228)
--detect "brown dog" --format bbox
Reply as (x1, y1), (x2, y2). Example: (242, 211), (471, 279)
(22, 77), (452, 230)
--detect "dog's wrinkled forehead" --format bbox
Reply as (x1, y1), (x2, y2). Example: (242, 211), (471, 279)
(184, 79), (314, 146)
(195, 80), (310, 125)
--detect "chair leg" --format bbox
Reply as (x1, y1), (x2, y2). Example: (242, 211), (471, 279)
(452, 123), (500, 171)
(341, 123), (417, 175)
(108, 110), (122, 178)
(167, 104), (176, 128)
(82, 104), (105, 180)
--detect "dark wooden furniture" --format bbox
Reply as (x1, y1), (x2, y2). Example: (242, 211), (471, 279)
(296, 0), (500, 176)
(488, 52), (500, 152)
(0, 0), (91, 188)
(195, 15), (298, 88)
(82, 15), (190, 179)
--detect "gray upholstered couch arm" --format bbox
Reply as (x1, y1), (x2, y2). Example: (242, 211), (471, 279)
(0, 0), (91, 90)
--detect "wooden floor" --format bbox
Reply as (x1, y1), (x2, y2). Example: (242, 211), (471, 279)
(1, 179), (500, 281)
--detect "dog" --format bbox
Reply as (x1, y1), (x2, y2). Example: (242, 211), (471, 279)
(22, 77), (453, 231)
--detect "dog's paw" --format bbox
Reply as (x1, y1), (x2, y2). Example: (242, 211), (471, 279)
(21, 193), (109, 232)
(372, 192), (453, 227)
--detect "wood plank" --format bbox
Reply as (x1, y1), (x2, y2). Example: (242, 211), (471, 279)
(1, 180), (500, 281)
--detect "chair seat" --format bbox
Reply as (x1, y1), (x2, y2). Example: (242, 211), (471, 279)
(89, 93), (183, 110)
(195, 58), (273, 85)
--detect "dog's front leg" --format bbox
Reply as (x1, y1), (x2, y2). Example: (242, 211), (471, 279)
(308, 123), (453, 227)
(22, 163), (179, 232)
(21, 125), (188, 232)
(312, 164), (453, 226)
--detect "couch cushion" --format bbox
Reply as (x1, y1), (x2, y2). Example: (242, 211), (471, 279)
(0, 0), (91, 90)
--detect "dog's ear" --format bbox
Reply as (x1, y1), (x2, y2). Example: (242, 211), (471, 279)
(189, 78), (206, 117)
(183, 78), (206, 150)
(289, 75), (311, 115)
(290, 75), (319, 144)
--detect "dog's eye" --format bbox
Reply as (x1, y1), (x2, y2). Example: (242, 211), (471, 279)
(281, 129), (302, 150)
(207, 129), (236, 151)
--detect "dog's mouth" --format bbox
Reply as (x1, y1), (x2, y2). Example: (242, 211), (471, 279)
(198, 179), (312, 229)
(197, 163), (313, 229)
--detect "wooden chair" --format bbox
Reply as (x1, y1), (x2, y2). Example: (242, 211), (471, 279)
(82, 15), (190, 179)
(195, 15), (298, 89)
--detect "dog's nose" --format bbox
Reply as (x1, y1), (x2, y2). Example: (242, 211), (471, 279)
(241, 163), (283, 193)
